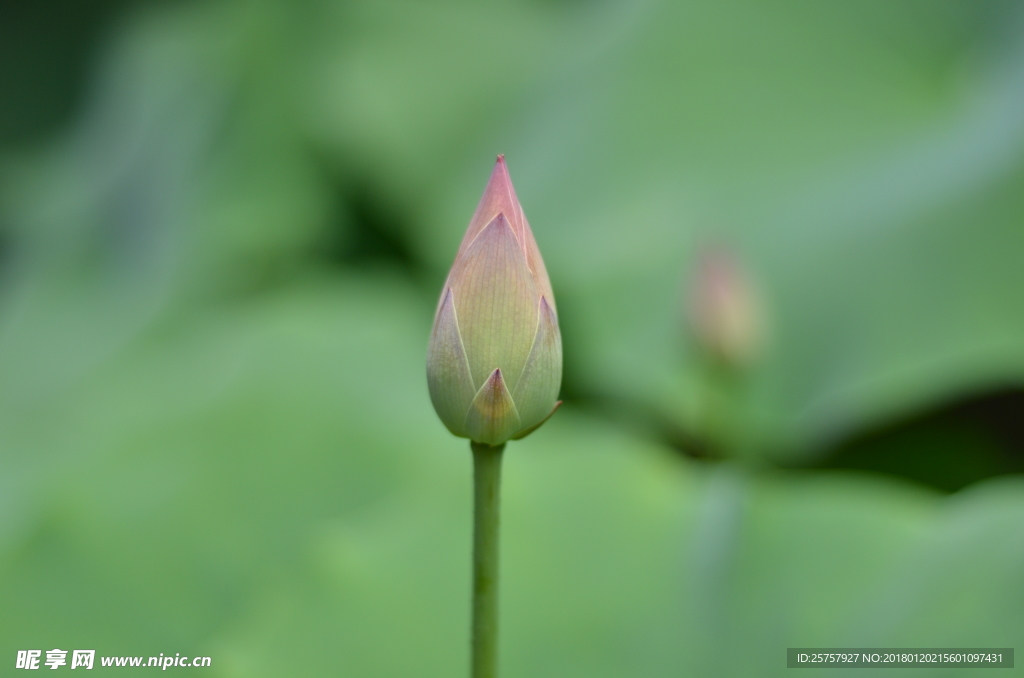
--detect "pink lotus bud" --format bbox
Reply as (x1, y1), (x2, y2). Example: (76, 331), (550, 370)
(427, 156), (562, 446)
(687, 249), (763, 368)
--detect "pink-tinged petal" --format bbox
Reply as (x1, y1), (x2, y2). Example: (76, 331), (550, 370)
(510, 296), (562, 433)
(520, 222), (555, 313)
(448, 214), (538, 393)
(426, 288), (476, 437)
(454, 156), (556, 313)
(464, 369), (522, 446)
(457, 156), (528, 257)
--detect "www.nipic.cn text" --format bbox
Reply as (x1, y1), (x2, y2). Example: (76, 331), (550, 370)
(16, 650), (212, 670)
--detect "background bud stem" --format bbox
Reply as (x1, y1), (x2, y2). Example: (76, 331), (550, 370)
(470, 441), (504, 678)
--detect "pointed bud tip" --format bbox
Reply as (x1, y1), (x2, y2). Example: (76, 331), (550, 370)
(480, 368), (507, 394)
(492, 156), (511, 184)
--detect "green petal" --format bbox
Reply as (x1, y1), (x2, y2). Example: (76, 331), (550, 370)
(511, 296), (562, 434)
(448, 214), (538, 393)
(426, 288), (475, 437)
(464, 368), (522, 445)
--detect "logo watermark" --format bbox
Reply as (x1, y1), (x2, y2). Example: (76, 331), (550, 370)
(16, 650), (211, 670)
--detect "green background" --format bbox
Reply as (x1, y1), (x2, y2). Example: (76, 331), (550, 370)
(1, 0), (1022, 675)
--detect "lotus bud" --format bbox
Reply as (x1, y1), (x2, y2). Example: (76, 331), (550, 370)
(687, 248), (764, 368)
(428, 156), (562, 446)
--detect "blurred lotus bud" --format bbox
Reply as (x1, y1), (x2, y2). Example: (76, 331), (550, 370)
(687, 249), (764, 368)
(427, 156), (562, 446)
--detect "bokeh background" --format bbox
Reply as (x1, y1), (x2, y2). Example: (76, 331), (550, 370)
(2, 0), (1023, 675)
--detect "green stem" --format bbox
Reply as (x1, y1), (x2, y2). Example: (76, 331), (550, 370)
(470, 441), (504, 678)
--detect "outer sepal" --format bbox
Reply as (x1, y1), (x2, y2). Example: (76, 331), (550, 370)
(464, 369), (522, 446)
(511, 296), (562, 434)
(426, 288), (476, 438)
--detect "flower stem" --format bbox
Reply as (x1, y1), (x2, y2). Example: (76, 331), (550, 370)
(470, 441), (504, 678)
